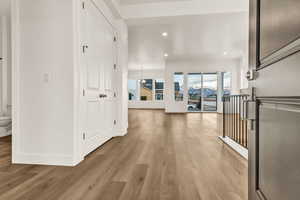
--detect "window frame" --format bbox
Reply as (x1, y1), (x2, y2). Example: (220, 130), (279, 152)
(174, 72), (185, 102)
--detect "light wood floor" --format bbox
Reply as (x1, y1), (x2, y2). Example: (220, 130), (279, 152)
(0, 109), (247, 200)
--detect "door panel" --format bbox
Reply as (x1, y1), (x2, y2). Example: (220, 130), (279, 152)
(82, 0), (116, 156)
(257, 101), (300, 200)
(249, 0), (300, 200)
(187, 73), (202, 112)
(86, 100), (102, 138)
(87, 64), (100, 89)
(202, 74), (217, 112)
(260, 0), (300, 61)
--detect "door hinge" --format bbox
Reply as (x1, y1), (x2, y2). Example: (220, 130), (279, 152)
(114, 120), (116, 125)
(113, 64), (117, 70)
(113, 36), (117, 42)
(245, 100), (257, 131)
(83, 133), (86, 140)
(246, 101), (256, 121)
(83, 89), (85, 96)
(82, 1), (85, 9)
(82, 45), (88, 53)
(246, 69), (258, 81)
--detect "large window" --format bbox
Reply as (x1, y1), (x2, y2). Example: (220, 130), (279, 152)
(128, 80), (137, 100)
(155, 80), (164, 100)
(202, 74), (218, 111)
(128, 79), (164, 101)
(223, 72), (232, 96)
(140, 79), (153, 101)
(174, 72), (184, 101)
(187, 73), (202, 111)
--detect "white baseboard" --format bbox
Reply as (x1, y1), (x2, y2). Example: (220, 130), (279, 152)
(219, 136), (248, 160)
(0, 128), (11, 138)
(12, 127), (128, 167)
(114, 127), (128, 137)
(13, 152), (75, 166)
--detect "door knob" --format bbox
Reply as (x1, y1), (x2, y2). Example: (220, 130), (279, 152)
(99, 94), (108, 98)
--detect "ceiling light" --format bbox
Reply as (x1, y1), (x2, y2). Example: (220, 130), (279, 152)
(223, 51), (228, 55)
(164, 53), (169, 57)
(162, 32), (168, 37)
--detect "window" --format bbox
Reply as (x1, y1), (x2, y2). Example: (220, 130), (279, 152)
(202, 73), (218, 111)
(128, 79), (164, 102)
(140, 79), (153, 101)
(155, 80), (164, 100)
(223, 72), (232, 96)
(174, 72), (184, 101)
(128, 80), (138, 100)
(187, 73), (202, 111)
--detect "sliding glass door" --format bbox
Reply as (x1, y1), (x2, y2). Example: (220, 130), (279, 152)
(187, 73), (218, 112)
(202, 73), (218, 111)
(187, 73), (202, 112)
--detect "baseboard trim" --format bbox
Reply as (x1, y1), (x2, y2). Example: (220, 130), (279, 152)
(219, 136), (248, 160)
(0, 131), (11, 138)
(13, 152), (75, 166)
(114, 128), (128, 137)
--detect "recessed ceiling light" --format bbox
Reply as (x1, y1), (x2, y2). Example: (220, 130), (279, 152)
(223, 51), (228, 55)
(164, 53), (169, 57)
(162, 32), (168, 37)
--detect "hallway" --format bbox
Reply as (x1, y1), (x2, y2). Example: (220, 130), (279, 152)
(0, 110), (247, 200)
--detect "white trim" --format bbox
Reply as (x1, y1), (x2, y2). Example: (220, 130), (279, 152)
(114, 128), (127, 137)
(0, 129), (11, 138)
(219, 136), (248, 160)
(1, 16), (8, 115)
(73, 0), (83, 166)
(14, 153), (76, 166)
(11, 0), (20, 163)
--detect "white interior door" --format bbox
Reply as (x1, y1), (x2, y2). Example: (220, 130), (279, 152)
(82, 0), (117, 156)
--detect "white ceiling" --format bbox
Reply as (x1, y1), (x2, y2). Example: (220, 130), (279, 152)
(120, 0), (190, 5)
(128, 12), (249, 70)
(120, 0), (248, 19)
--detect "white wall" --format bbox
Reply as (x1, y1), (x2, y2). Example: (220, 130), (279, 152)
(240, 54), (249, 89)
(165, 58), (242, 113)
(0, 0), (12, 116)
(128, 69), (165, 109)
(12, 0), (128, 166)
(128, 58), (243, 112)
(13, 0), (76, 165)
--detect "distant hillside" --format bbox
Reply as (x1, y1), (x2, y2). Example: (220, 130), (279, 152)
(188, 88), (217, 97)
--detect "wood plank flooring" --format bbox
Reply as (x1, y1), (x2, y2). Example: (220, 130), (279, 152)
(0, 109), (247, 200)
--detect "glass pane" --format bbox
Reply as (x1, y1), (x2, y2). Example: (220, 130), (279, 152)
(223, 72), (231, 96)
(128, 80), (137, 101)
(140, 79), (153, 101)
(187, 73), (202, 112)
(203, 74), (218, 111)
(174, 73), (184, 101)
(155, 80), (164, 100)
